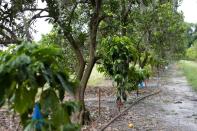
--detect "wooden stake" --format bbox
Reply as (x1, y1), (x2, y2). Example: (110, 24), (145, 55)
(145, 80), (147, 88)
(98, 88), (101, 116)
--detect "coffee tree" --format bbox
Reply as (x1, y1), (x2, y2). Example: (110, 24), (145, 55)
(98, 36), (148, 100)
(0, 42), (79, 130)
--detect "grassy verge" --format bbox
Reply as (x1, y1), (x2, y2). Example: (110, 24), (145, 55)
(87, 65), (105, 87)
(178, 60), (197, 91)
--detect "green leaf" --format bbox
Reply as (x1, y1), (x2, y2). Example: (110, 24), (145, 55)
(56, 73), (74, 95)
(63, 101), (80, 116)
(63, 123), (80, 131)
(40, 89), (59, 113)
(14, 87), (36, 114)
(40, 89), (71, 128)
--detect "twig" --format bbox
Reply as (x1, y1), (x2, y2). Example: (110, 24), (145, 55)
(100, 89), (161, 131)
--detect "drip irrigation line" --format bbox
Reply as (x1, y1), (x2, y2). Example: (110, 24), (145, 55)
(100, 89), (161, 131)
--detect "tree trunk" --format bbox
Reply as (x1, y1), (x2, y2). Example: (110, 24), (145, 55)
(74, 0), (103, 124)
(66, 0), (103, 125)
(73, 57), (96, 124)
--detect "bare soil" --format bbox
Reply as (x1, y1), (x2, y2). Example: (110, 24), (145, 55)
(83, 64), (197, 131)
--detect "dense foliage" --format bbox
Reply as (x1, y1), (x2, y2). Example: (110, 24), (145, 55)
(98, 36), (151, 98)
(0, 42), (79, 130)
(186, 42), (197, 60)
(185, 24), (197, 61)
(98, 36), (137, 99)
(97, 1), (187, 99)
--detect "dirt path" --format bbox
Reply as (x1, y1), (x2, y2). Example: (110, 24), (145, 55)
(83, 64), (197, 131)
(105, 64), (197, 131)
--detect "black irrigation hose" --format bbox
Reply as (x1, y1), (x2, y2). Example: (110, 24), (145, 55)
(100, 89), (161, 131)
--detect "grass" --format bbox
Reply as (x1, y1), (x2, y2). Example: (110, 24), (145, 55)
(87, 65), (106, 87)
(178, 60), (197, 91)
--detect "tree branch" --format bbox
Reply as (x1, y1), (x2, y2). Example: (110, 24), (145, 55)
(0, 39), (21, 45)
(22, 8), (48, 12)
(63, 30), (85, 81)
(0, 25), (17, 39)
(68, 3), (78, 27)
(79, 0), (103, 97)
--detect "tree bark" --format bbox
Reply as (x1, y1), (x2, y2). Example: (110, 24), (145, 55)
(72, 0), (103, 124)
(121, 0), (132, 36)
(63, 31), (86, 81)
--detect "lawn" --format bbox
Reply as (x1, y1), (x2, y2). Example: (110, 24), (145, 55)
(178, 60), (197, 91)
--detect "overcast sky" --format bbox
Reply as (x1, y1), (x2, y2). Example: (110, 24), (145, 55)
(33, 0), (197, 41)
(178, 0), (197, 23)
(33, 1), (52, 41)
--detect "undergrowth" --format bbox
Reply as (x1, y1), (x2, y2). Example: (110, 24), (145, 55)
(178, 60), (197, 91)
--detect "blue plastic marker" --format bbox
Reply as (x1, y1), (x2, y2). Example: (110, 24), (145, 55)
(138, 81), (145, 88)
(32, 103), (43, 129)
